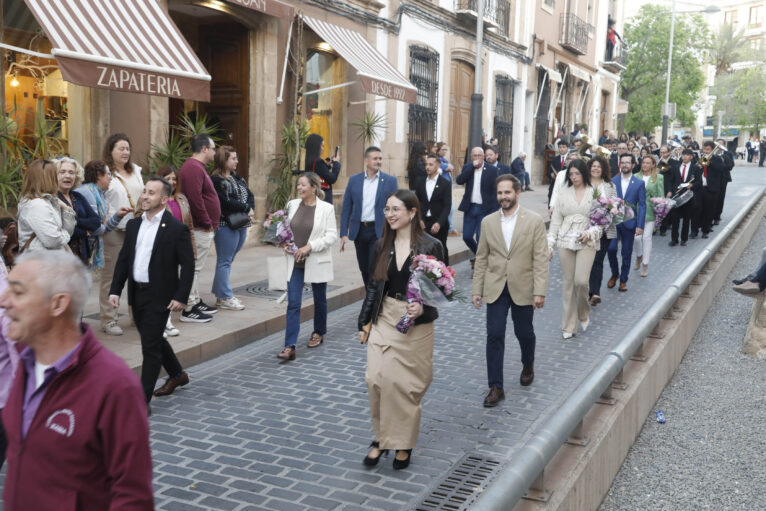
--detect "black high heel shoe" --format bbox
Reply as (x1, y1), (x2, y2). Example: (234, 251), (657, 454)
(363, 441), (389, 467)
(393, 449), (412, 470)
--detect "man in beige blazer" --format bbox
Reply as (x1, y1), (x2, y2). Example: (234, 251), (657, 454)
(472, 174), (549, 407)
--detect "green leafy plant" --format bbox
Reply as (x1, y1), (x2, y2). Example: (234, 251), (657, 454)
(147, 111), (221, 172)
(351, 110), (387, 147)
(175, 111), (222, 145)
(0, 158), (23, 211)
(28, 98), (65, 159)
(269, 119), (309, 211)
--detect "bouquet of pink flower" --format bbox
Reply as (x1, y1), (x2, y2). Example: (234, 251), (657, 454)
(589, 190), (613, 228)
(610, 198), (636, 227)
(396, 254), (464, 333)
(262, 210), (297, 254)
(650, 197), (674, 227)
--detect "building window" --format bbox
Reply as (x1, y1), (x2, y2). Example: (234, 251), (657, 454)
(535, 71), (551, 156)
(493, 76), (514, 163)
(724, 10), (738, 27)
(304, 49), (339, 159)
(750, 37), (763, 51)
(407, 46), (439, 147)
(749, 6), (762, 27)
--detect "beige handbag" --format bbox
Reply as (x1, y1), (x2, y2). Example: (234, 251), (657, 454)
(267, 255), (288, 291)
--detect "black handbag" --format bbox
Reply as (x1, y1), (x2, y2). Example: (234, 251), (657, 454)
(225, 212), (250, 230)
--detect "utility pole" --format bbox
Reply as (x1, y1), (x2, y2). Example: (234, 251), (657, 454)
(661, 0), (676, 144)
(467, 0), (485, 152)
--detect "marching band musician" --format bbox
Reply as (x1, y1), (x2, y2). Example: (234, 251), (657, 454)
(657, 145), (680, 236)
(714, 138), (735, 226)
(669, 149), (702, 247)
(697, 141), (726, 239)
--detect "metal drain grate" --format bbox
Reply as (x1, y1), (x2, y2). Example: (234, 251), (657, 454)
(415, 454), (502, 511)
(233, 280), (340, 299)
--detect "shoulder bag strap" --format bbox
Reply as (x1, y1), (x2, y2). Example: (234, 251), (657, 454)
(18, 233), (36, 255)
(113, 173), (136, 209)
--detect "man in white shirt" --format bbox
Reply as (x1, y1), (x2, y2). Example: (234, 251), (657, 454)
(415, 154), (452, 263)
(456, 147), (500, 258)
(109, 178), (195, 405)
(472, 174), (549, 408)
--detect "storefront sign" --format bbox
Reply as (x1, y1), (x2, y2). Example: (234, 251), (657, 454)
(360, 76), (417, 104)
(225, 0), (294, 19)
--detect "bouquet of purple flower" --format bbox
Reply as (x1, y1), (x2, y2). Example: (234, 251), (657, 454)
(650, 197), (674, 226)
(589, 190), (613, 228)
(611, 198), (636, 227)
(396, 254), (464, 333)
(262, 210), (297, 254)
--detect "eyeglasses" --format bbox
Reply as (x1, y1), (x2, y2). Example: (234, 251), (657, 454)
(383, 207), (406, 215)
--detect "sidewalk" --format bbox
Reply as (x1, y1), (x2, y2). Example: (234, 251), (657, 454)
(83, 184), (552, 373)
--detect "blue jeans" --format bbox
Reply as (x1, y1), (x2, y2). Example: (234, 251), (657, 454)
(462, 203), (484, 254)
(513, 171), (530, 187)
(285, 267), (327, 347)
(608, 224), (635, 283)
(486, 286), (536, 389)
(212, 225), (247, 299)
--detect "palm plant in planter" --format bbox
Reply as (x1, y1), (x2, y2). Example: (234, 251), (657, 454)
(269, 119), (309, 211)
(351, 110), (388, 148)
(148, 112), (222, 172)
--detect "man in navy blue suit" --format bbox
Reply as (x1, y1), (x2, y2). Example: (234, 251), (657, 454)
(340, 146), (399, 287)
(484, 146), (511, 176)
(607, 153), (646, 292)
(456, 146), (499, 257)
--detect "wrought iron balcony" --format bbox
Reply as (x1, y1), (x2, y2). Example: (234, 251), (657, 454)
(603, 44), (627, 73)
(454, 0), (512, 36)
(560, 12), (589, 55)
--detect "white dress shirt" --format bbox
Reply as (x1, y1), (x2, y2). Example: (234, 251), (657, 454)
(471, 166), (483, 205)
(425, 174), (438, 217)
(133, 212), (162, 283)
(501, 207), (519, 252)
(361, 171), (380, 222)
(621, 175), (631, 197)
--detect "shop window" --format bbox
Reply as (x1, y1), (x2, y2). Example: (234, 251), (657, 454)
(304, 49), (339, 160)
(407, 46), (439, 147)
(493, 76), (514, 163)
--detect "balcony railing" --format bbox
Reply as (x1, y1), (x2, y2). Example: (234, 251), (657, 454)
(455, 0), (512, 36)
(603, 43), (627, 73)
(560, 12), (589, 55)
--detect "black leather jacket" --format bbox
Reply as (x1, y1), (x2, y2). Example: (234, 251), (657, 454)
(358, 234), (446, 331)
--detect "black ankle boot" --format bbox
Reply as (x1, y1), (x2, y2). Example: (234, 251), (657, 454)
(393, 449), (412, 470)
(363, 441), (388, 467)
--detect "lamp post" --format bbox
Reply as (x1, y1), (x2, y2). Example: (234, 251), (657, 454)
(661, 2), (720, 143)
(468, 0), (485, 152)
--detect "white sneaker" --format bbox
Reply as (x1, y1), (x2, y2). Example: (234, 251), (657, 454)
(217, 297), (245, 311)
(103, 321), (123, 336)
(165, 319), (180, 337)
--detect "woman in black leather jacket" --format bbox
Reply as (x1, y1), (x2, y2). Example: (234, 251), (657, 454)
(357, 189), (445, 471)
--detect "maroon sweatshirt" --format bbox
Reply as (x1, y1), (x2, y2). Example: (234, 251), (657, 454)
(2, 325), (153, 511)
(179, 157), (221, 230)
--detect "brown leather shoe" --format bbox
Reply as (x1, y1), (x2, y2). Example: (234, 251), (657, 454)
(607, 275), (618, 289)
(154, 372), (189, 397)
(590, 294), (601, 306)
(520, 364), (534, 386)
(483, 387), (505, 407)
(619, 281), (628, 292)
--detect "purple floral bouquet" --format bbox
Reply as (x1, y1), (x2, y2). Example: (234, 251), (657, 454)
(611, 198), (636, 227)
(589, 191), (614, 228)
(396, 254), (464, 333)
(650, 197), (674, 227)
(262, 210), (297, 254)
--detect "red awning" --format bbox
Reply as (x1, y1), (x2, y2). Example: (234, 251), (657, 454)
(303, 16), (417, 104)
(224, 0), (294, 19)
(23, 0), (211, 102)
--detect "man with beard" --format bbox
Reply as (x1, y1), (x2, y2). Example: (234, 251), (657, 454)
(657, 144), (679, 236)
(472, 174), (548, 408)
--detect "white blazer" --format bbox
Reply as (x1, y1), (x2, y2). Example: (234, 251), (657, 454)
(17, 195), (76, 252)
(284, 198), (337, 283)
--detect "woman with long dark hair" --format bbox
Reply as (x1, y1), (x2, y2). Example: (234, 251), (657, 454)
(406, 142), (427, 190)
(358, 189), (445, 471)
(587, 155), (617, 305)
(304, 134), (340, 205)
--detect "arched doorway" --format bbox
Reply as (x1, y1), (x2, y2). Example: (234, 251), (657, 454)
(449, 59), (474, 170)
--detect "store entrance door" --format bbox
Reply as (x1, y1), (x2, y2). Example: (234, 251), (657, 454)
(448, 60), (474, 169)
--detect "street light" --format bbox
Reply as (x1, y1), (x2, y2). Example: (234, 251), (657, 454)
(661, 2), (720, 143)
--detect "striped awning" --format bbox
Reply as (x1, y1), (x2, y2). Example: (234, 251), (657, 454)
(22, 0), (211, 102)
(303, 16), (417, 104)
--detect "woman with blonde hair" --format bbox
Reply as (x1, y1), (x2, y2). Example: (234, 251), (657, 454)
(277, 172), (337, 360)
(55, 157), (101, 264)
(634, 155), (664, 277)
(211, 146), (254, 311)
(16, 159), (75, 253)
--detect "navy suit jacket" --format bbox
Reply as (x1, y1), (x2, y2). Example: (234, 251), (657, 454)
(612, 174), (646, 230)
(340, 171), (399, 240)
(456, 163), (499, 215)
(495, 162), (512, 176)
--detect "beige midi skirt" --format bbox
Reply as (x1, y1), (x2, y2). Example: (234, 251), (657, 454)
(366, 296), (434, 450)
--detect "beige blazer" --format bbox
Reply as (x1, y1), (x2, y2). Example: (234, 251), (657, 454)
(472, 206), (549, 305)
(284, 198), (337, 283)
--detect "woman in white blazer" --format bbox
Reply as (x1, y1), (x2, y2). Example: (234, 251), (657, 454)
(277, 173), (338, 361)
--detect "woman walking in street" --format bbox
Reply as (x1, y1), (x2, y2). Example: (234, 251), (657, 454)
(211, 146), (254, 311)
(17, 159), (76, 253)
(358, 189), (445, 471)
(587, 155), (617, 306)
(277, 173), (337, 361)
(634, 155), (664, 277)
(304, 134), (340, 204)
(406, 142), (427, 190)
(548, 159), (602, 339)
(55, 157), (101, 264)
(101, 133), (143, 336)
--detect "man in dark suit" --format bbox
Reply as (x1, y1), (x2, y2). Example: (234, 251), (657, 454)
(669, 149), (702, 246)
(416, 154), (452, 264)
(549, 140), (569, 206)
(485, 146), (511, 176)
(456, 146), (499, 256)
(109, 177), (195, 405)
(340, 146), (399, 287)
(714, 138), (734, 225)
(698, 141), (726, 238)
(657, 144), (680, 236)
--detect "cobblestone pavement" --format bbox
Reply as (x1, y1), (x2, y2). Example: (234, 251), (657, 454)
(135, 168), (766, 510)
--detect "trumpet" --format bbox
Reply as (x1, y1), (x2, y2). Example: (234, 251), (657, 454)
(698, 142), (726, 167)
(577, 135), (611, 159)
(658, 160), (669, 172)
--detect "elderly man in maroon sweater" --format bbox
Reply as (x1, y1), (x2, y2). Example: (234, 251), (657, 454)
(179, 134), (221, 323)
(0, 250), (153, 510)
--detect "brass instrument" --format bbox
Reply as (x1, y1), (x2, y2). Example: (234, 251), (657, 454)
(698, 142), (725, 168)
(578, 135), (611, 159)
(658, 160), (669, 172)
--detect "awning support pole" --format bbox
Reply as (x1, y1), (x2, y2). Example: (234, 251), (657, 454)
(276, 17), (295, 105)
(534, 70), (548, 118)
(303, 81), (357, 96)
